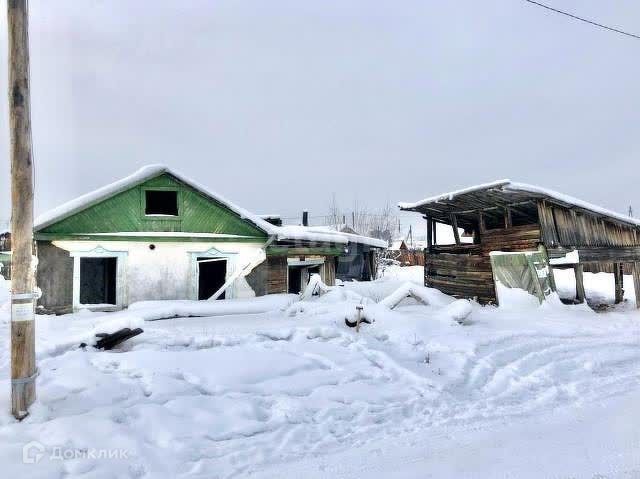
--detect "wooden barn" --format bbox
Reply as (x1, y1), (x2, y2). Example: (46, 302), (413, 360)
(399, 180), (640, 307)
(34, 165), (385, 314)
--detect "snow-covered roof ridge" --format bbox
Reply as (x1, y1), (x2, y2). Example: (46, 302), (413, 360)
(399, 179), (640, 228)
(398, 179), (511, 209)
(35, 165), (168, 231)
(504, 181), (640, 227)
(34, 165), (387, 247)
(34, 164), (281, 235)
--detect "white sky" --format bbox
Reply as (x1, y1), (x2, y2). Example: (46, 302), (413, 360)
(1, 0), (639, 232)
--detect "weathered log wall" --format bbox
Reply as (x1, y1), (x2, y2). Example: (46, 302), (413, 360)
(425, 224), (542, 304)
(481, 225), (541, 254)
(425, 252), (495, 303)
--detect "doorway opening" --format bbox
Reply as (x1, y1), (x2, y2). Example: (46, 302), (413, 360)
(80, 257), (117, 305)
(198, 258), (227, 300)
(288, 265), (304, 293)
(288, 264), (322, 294)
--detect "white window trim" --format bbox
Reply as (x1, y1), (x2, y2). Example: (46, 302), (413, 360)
(70, 246), (128, 312)
(287, 258), (325, 267)
(188, 247), (238, 300)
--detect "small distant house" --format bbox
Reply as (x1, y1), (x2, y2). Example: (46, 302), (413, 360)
(34, 165), (385, 314)
(400, 180), (640, 307)
(388, 238), (425, 266)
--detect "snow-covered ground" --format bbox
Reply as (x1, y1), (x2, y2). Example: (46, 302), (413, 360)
(0, 267), (639, 478)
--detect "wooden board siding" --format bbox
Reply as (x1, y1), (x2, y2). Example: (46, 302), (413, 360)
(36, 241), (73, 314)
(36, 173), (267, 239)
(538, 201), (639, 249)
(266, 246), (344, 257)
(266, 256), (288, 294)
(321, 259), (336, 286)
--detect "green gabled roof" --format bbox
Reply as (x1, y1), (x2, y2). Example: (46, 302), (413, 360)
(35, 165), (273, 239)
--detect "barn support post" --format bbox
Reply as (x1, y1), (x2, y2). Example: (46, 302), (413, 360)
(614, 262), (624, 304)
(504, 207), (512, 229)
(426, 216), (433, 253)
(631, 262), (640, 309)
(539, 245), (556, 293)
(450, 214), (460, 245)
(574, 264), (585, 304)
(432, 219), (437, 246)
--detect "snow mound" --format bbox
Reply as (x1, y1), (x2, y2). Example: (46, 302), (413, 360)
(378, 282), (448, 309)
(441, 299), (473, 324)
(128, 294), (298, 320)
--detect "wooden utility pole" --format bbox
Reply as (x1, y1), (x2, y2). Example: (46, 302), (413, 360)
(8, 0), (36, 419)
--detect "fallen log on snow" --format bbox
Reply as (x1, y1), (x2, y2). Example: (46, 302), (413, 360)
(80, 328), (144, 350)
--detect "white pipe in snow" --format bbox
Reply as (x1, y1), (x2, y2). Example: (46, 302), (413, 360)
(207, 236), (276, 301)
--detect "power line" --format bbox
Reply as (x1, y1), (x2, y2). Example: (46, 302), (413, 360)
(523, 0), (640, 40)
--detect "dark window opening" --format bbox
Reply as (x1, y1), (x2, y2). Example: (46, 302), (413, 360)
(80, 257), (117, 305)
(198, 258), (227, 300)
(145, 190), (178, 216)
(511, 207), (539, 227)
(336, 254), (364, 281)
(484, 213), (505, 230)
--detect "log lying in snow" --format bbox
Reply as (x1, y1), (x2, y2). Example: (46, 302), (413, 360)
(345, 316), (372, 328)
(92, 328), (143, 350)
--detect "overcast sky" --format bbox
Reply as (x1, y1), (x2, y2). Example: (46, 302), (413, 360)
(1, 0), (639, 229)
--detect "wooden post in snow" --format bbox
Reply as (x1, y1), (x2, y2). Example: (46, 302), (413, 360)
(450, 214), (460, 245)
(631, 262), (640, 309)
(614, 263), (624, 304)
(574, 264), (585, 304)
(8, 0), (37, 419)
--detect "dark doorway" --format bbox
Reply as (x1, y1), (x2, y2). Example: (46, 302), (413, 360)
(198, 258), (227, 300)
(288, 266), (306, 293)
(288, 265), (321, 293)
(80, 257), (117, 305)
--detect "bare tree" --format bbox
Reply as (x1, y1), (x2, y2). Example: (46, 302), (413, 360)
(324, 196), (395, 245)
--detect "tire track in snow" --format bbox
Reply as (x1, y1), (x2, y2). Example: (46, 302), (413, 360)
(437, 331), (640, 424)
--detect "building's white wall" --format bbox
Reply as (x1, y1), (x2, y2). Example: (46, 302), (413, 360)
(53, 240), (264, 308)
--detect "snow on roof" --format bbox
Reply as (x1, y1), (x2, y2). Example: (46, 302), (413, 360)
(34, 165), (279, 234)
(276, 225), (388, 248)
(78, 232), (256, 239)
(399, 179), (640, 228)
(35, 165), (387, 247)
(398, 179), (511, 209)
